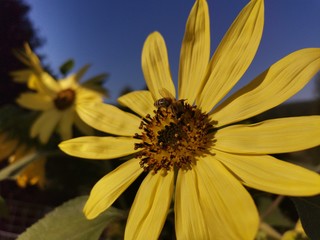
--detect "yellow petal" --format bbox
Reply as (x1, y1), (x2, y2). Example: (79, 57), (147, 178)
(214, 150), (320, 196)
(59, 75), (77, 89)
(77, 102), (141, 136)
(31, 110), (61, 144)
(36, 72), (60, 96)
(27, 74), (40, 90)
(0, 136), (18, 161)
(175, 169), (209, 240)
(84, 159), (143, 219)
(118, 90), (155, 117)
(294, 220), (305, 233)
(178, 0), (210, 103)
(17, 156), (46, 189)
(57, 109), (75, 141)
(198, 0), (264, 112)
(196, 158), (259, 239)
(214, 116), (320, 154)
(211, 48), (320, 127)
(125, 171), (174, 240)
(16, 93), (53, 110)
(59, 136), (139, 159)
(24, 43), (42, 73)
(142, 32), (176, 100)
(10, 69), (33, 83)
(9, 144), (26, 162)
(75, 86), (103, 104)
(14, 43), (43, 74)
(74, 113), (94, 136)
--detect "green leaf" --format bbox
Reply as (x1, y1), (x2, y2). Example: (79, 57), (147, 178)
(291, 195), (320, 240)
(0, 151), (39, 181)
(59, 59), (75, 76)
(0, 196), (8, 217)
(17, 196), (124, 240)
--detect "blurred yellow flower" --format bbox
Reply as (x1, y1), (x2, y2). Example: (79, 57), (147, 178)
(60, 0), (320, 239)
(13, 45), (106, 144)
(0, 133), (18, 162)
(281, 220), (308, 240)
(11, 43), (43, 89)
(9, 145), (46, 189)
(0, 132), (46, 188)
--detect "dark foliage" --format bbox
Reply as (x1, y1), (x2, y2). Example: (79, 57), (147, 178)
(292, 195), (320, 240)
(0, 0), (43, 106)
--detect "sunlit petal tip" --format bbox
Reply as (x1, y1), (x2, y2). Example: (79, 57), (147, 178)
(83, 159), (143, 220)
(142, 32), (176, 100)
(211, 48), (320, 127)
(83, 205), (96, 220)
(83, 196), (105, 220)
(215, 151), (320, 196)
(198, 0), (264, 112)
(178, 0), (210, 103)
(59, 136), (138, 160)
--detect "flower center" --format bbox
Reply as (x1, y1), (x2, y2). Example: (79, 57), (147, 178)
(134, 98), (215, 175)
(54, 89), (76, 110)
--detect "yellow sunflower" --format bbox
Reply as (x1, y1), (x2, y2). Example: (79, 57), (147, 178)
(60, 0), (320, 239)
(14, 46), (106, 144)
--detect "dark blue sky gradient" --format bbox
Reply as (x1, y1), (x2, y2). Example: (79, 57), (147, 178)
(24, 0), (320, 103)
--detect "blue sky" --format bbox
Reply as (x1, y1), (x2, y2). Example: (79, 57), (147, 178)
(24, 0), (320, 103)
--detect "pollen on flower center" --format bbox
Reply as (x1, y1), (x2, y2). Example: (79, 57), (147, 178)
(54, 89), (76, 110)
(134, 98), (215, 175)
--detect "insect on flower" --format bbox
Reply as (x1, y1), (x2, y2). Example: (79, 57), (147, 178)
(154, 88), (185, 118)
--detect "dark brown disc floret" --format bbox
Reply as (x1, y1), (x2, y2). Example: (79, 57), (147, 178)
(134, 99), (215, 175)
(54, 88), (76, 110)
